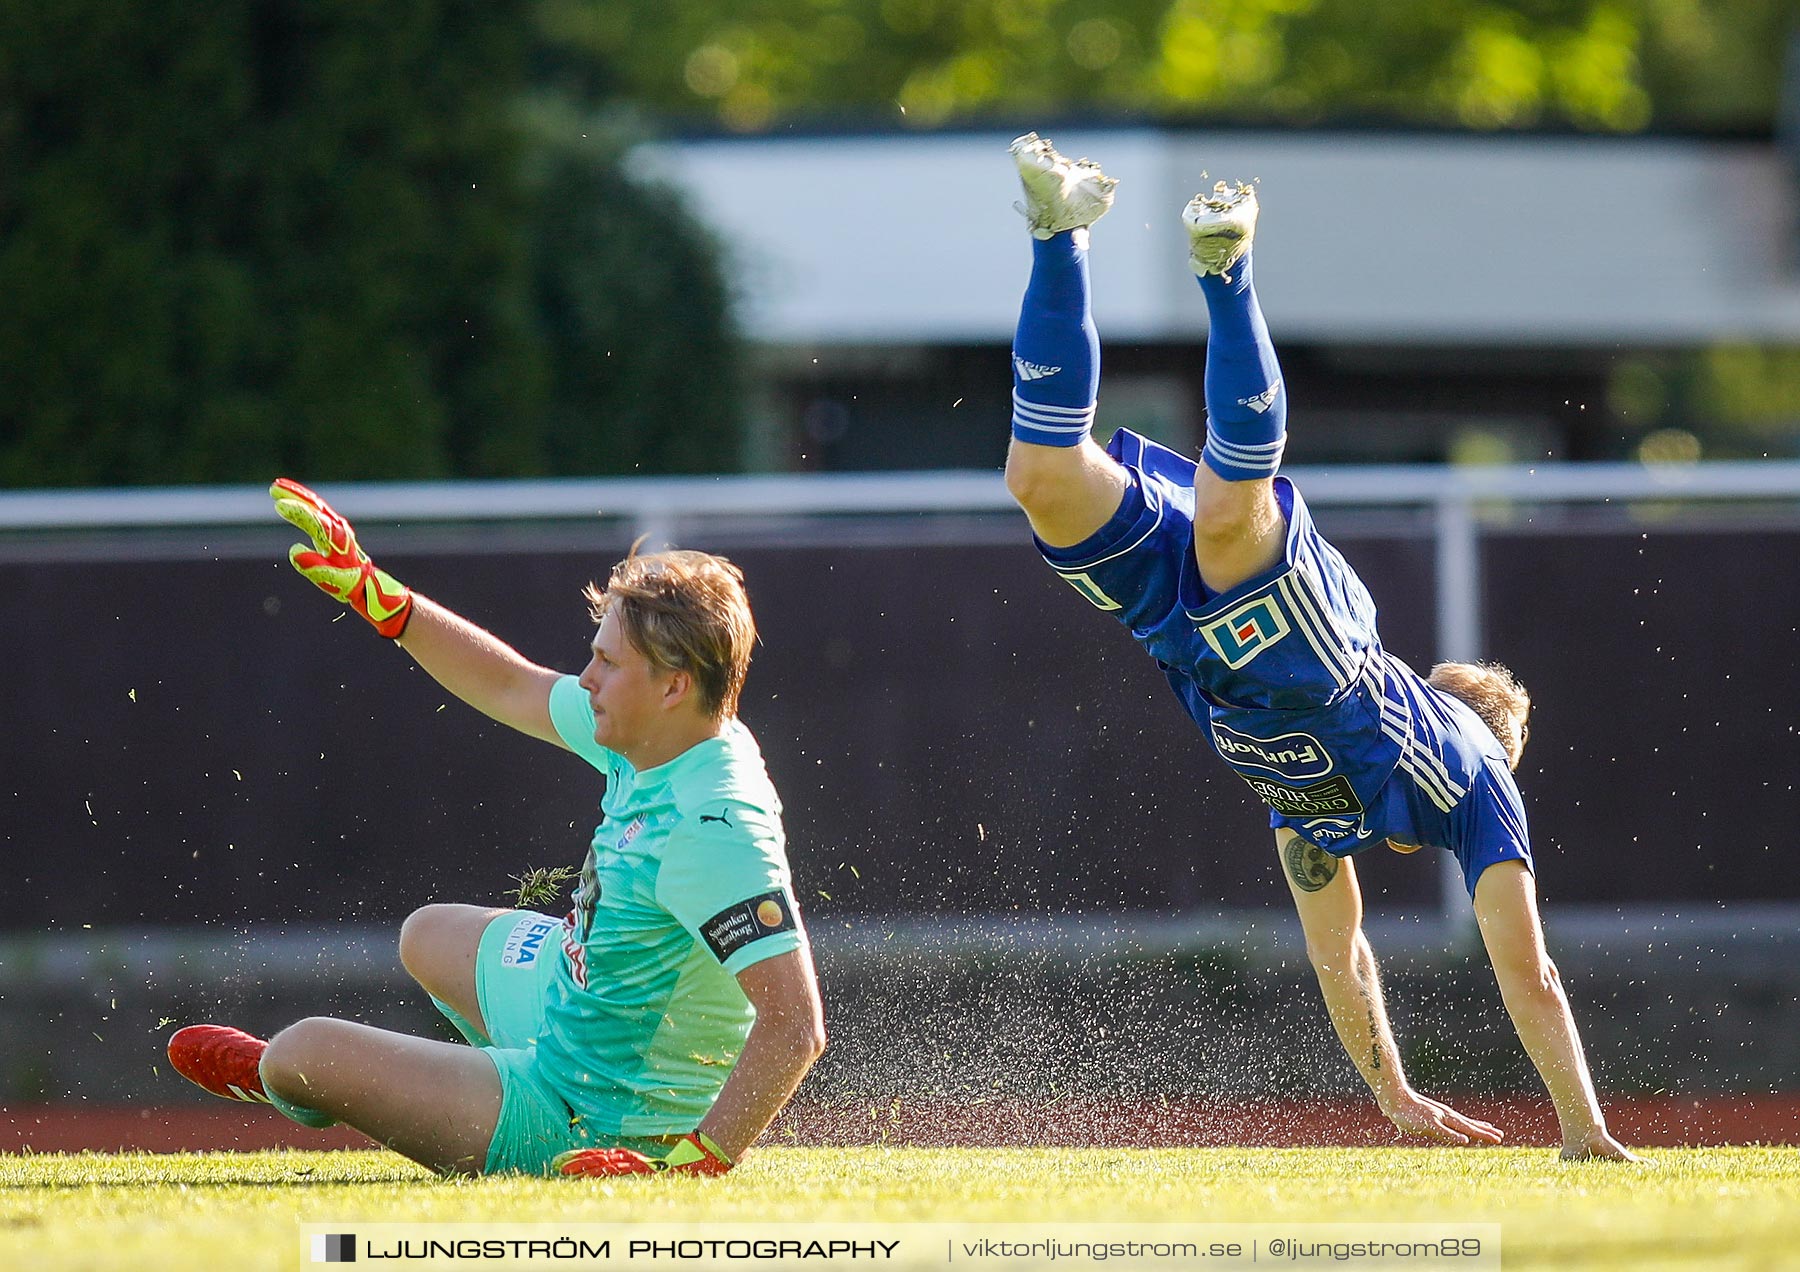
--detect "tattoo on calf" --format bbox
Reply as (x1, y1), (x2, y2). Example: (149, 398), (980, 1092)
(1282, 833), (1339, 893)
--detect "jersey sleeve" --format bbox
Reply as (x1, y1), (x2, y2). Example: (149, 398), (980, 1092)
(655, 802), (803, 976)
(547, 674), (621, 774)
(1452, 757), (1535, 896)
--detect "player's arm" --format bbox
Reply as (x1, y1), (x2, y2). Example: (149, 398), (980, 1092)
(393, 597), (564, 748)
(694, 948), (827, 1159)
(555, 947), (825, 1178)
(1277, 830), (1503, 1146)
(1472, 860), (1642, 1162)
(271, 479), (567, 748)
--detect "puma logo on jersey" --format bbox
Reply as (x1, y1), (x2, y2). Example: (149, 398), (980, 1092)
(1013, 356), (1062, 382)
(1236, 383), (1281, 414)
(699, 810), (734, 827)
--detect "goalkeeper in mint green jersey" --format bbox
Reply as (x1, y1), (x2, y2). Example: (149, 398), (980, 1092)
(167, 480), (825, 1178)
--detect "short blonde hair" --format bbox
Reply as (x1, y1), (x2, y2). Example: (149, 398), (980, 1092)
(584, 549), (756, 720)
(1427, 661), (1531, 769)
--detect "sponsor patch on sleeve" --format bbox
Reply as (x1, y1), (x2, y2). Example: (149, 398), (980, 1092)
(699, 890), (797, 964)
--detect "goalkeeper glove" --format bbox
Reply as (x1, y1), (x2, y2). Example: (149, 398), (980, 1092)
(270, 478), (414, 639)
(553, 1131), (733, 1178)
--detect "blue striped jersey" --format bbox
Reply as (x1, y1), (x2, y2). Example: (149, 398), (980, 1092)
(1037, 429), (1531, 893)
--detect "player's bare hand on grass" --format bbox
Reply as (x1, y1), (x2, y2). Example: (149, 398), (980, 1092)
(554, 1132), (732, 1178)
(270, 477), (414, 638)
(1561, 1131), (1648, 1163)
(1380, 1091), (1504, 1146)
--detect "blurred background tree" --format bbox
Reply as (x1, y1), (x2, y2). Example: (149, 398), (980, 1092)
(0, 0), (542, 484)
(519, 101), (741, 478)
(1, 0), (1795, 485)
(1612, 346), (1800, 460)
(0, 0), (741, 486)
(532, 0), (1792, 134)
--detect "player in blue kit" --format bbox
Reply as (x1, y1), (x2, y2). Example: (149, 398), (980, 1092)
(1004, 133), (1639, 1161)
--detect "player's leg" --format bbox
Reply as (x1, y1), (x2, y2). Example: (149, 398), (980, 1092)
(168, 1017), (504, 1173)
(399, 902), (508, 1041)
(260, 1017), (504, 1175)
(1185, 184), (1289, 593)
(1001, 133), (1130, 548)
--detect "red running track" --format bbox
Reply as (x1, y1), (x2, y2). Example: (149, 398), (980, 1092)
(3, 1096), (1798, 1155)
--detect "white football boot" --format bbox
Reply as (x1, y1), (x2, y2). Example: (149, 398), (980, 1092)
(1010, 132), (1118, 240)
(1183, 180), (1259, 279)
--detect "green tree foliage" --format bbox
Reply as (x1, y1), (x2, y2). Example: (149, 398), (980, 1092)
(0, 0), (540, 484)
(532, 0), (1794, 134)
(521, 105), (741, 476)
(1612, 347), (1800, 458)
(0, 1), (741, 487)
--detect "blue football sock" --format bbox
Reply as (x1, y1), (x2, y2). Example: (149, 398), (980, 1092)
(1196, 252), (1287, 481)
(1011, 231), (1100, 448)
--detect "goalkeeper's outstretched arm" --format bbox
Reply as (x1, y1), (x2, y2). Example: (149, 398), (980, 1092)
(272, 478), (568, 749)
(396, 595), (565, 748)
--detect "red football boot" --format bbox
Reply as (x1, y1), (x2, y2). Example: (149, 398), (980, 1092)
(167, 1024), (273, 1106)
(554, 1132), (733, 1178)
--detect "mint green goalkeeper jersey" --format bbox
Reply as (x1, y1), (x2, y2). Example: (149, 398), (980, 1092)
(536, 675), (804, 1135)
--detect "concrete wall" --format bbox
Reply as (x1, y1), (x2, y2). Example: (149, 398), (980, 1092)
(4, 507), (1797, 934)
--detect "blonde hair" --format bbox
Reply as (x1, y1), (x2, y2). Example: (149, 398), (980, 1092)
(584, 549), (756, 720)
(1427, 660), (1531, 769)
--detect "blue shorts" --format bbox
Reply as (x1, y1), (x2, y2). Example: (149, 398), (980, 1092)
(1037, 429), (1382, 713)
(436, 911), (673, 1175)
(1036, 428), (1533, 894)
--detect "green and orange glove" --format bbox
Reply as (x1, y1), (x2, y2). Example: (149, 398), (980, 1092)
(553, 1131), (733, 1178)
(270, 478), (414, 639)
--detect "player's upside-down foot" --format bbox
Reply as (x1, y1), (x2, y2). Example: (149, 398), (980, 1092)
(1183, 180), (1259, 279)
(167, 1024), (273, 1106)
(1009, 132), (1118, 239)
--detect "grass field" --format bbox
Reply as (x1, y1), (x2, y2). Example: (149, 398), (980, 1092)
(0, 1146), (1795, 1270)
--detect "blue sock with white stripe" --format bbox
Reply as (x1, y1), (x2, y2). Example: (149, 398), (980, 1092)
(1011, 231), (1099, 447)
(1197, 252), (1287, 481)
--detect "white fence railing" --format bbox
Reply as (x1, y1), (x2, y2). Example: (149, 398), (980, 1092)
(5, 459), (1797, 530)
